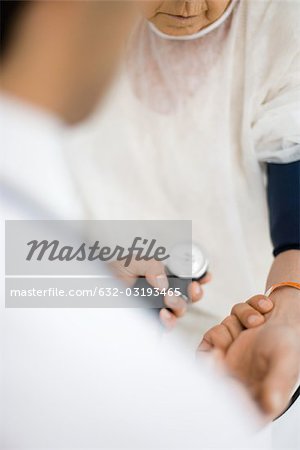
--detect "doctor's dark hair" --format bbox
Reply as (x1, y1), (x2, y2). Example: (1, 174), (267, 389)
(0, 1), (27, 58)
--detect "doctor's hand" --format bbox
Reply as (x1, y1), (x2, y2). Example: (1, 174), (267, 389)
(159, 272), (211, 328)
(111, 259), (211, 328)
(198, 292), (300, 419)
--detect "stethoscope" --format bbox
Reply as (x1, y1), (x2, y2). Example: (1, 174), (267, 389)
(133, 241), (208, 309)
(276, 386), (300, 420)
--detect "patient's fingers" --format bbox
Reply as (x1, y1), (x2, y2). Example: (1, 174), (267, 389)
(231, 302), (266, 328)
(198, 324), (233, 353)
(230, 295), (274, 329)
(221, 315), (244, 340)
(198, 314), (245, 353)
(198, 296), (275, 353)
(246, 295), (273, 314)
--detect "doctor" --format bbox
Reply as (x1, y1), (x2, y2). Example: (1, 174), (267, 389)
(0, 1), (268, 448)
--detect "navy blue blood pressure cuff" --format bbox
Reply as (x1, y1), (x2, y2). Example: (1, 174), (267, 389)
(267, 160), (300, 257)
(267, 160), (300, 421)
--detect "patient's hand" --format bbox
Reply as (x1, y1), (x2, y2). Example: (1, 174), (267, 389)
(198, 295), (300, 418)
(111, 259), (211, 328)
(198, 295), (274, 352)
(207, 324), (300, 419)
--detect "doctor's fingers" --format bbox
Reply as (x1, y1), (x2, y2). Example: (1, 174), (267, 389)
(159, 294), (188, 328)
(187, 273), (212, 303)
(188, 282), (204, 302)
(143, 260), (169, 290)
(159, 308), (177, 329)
(112, 259), (168, 288)
(163, 294), (187, 318)
(199, 272), (212, 284)
(231, 296), (274, 329)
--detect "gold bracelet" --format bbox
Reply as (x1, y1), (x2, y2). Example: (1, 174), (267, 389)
(265, 282), (300, 298)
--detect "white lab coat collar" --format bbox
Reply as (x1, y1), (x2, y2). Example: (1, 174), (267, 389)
(0, 93), (82, 219)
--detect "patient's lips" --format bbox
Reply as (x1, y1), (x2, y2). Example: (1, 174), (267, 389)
(156, 1), (209, 29)
(163, 13), (198, 20)
(158, 12), (203, 28)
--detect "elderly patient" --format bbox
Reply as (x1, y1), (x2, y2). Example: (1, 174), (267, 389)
(67, 0), (300, 423)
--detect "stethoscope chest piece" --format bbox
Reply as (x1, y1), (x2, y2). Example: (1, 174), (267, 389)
(166, 242), (209, 301)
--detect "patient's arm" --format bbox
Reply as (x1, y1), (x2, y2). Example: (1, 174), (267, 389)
(198, 251), (300, 418)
